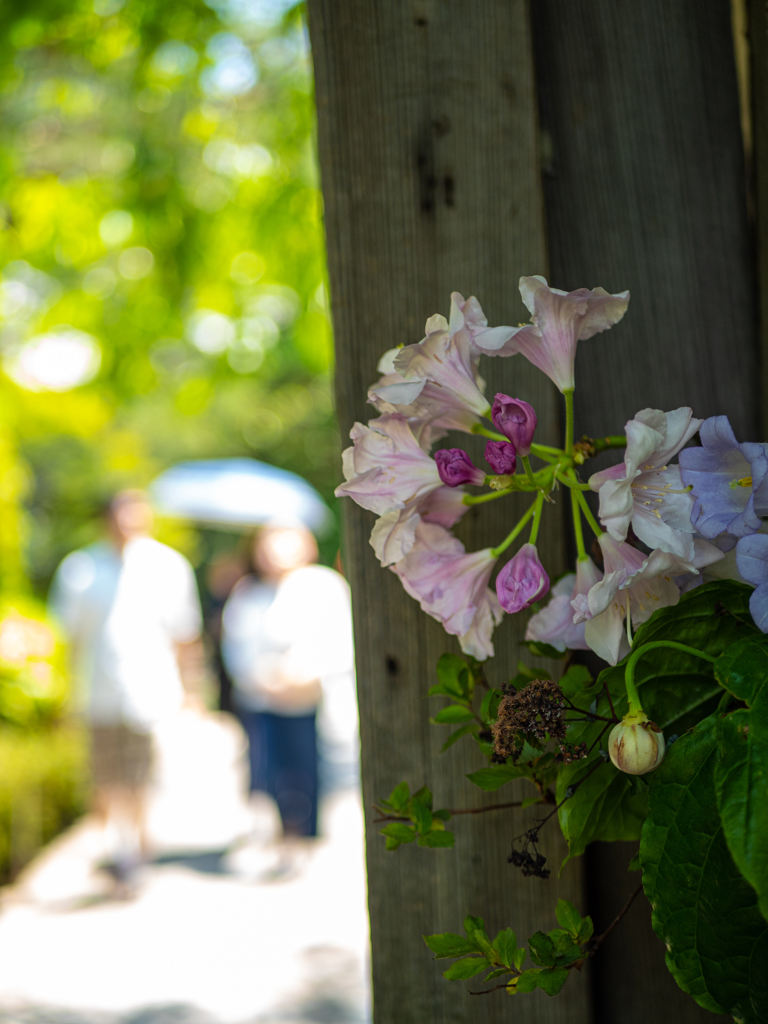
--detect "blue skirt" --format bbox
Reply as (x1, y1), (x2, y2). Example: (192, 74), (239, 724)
(239, 710), (318, 837)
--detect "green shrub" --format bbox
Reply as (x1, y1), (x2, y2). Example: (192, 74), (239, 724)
(0, 725), (87, 884)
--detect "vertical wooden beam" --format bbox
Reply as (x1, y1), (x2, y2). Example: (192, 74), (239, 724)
(308, 3), (590, 1021)
(533, 2), (755, 1022)
(750, 0), (768, 439)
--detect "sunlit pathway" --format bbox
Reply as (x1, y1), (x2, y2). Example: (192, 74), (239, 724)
(0, 712), (370, 1024)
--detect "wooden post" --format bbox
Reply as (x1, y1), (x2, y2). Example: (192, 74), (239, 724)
(533, 2), (755, 1022)
(750, 0), (768, 439)
(308, 3), (590, 1022)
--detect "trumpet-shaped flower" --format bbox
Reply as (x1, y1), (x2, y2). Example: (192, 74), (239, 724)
(679, 416), (768, 539)
(473, 276), (629, 393)
(491, 395), (537, 457)
(369, 485), (468, 567)
(391, 521), (502, 660)
(736, 533), (768, 632)
(496, 543), (550, 614)
(525, 557), (602, 651)
(589, 407), (701, 558)
(369, 313), (490, 435)
(485, 440), (517, 475)
(449, 291), (517, 354)
(572, 535), (700, 665)
(435, 449), (486, 487)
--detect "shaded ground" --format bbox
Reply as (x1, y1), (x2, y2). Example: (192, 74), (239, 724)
(0, 710), (370, 1024)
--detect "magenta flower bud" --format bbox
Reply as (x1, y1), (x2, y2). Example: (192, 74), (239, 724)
(484, 440), (517, 476)
(495, 543), (550, 613)
(434, 449), (486, 488)
(491, 395), (537, 457)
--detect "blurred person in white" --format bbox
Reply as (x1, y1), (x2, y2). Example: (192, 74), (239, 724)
(221, 524), (355, 856)
(49, 489), (203, 890)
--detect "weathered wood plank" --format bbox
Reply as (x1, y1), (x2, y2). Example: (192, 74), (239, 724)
(533, 2), (755, 1021)
(308, 3), (590, 1022)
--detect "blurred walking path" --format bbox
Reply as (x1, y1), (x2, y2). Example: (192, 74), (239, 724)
(0, 710), (370, 1024)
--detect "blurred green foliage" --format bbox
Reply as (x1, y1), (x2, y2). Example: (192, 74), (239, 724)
(0, 724), (87, 883)
(0, 0), (337, 593)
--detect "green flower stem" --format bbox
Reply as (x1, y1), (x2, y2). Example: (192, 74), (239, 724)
(463, 486), (514, 506)
(623, 640), (718, 718)
(490, 501), (537, 558)
(556, 472), (590, 491)
(563, 388), (575, 455)
(590, 435), (627, 453)
(471, 424), (507, 443)
(570, 485), (587, 562)
(530, 442), (563, 457)
(574, 486), (603, 539)
(528, 490), (545, 546)
(521, 455), (538, 488)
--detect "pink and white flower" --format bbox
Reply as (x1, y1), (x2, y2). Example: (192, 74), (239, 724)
(391, 521), (502, 660)
(589, 407), (702, 558)
(572, 535), (700, 665)
(369, 486), (467, 567)
(335, 414), (442, 515)
(473, 276), (629, 394)
(525, 557), (602, 652)
(369, 312), (490, 435)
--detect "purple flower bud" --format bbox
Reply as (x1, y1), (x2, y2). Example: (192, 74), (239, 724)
(434, 449), (486, 488)
(496, 543), (549, 613)
(491, 395), (537, 457)
(485, 440), (517, 476)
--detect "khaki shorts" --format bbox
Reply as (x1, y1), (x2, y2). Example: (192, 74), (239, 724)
(90, 724), (153, 789)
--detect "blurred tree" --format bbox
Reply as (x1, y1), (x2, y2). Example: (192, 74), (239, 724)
(0, 0), (337, 592)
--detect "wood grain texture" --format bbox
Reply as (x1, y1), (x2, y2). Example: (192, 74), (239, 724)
(308, 2), (590, 1022)
(533, 0), (758, 443)
(750, 0), (768, 439)
(532, 2), (756, 1021)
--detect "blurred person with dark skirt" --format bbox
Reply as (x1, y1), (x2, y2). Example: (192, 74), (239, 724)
(49, 490), (204, 894)
(221, 524), (353, 868)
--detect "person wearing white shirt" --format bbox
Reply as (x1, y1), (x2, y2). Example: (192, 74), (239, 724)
(221, 525), (354, 840)
(49, 490), (203, 885)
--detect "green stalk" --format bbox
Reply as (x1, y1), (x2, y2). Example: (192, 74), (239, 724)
(471, 424), (507, 443)
(570, 485), (587, 562)
(463, 486), (514, 506)
(556, 472), (590, 491)
(521, 454), (538, 488)
(528, 490), (545, 546)
(490, 501), (537, 558)
(623, 641), (717, 717)
(590, 435), (627, 454)
(574, 487), (603, 538)
(563, 388), (575, 455)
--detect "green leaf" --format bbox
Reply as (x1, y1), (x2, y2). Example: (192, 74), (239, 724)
(628, 850), (641, 872)
(641, 713), (768, 1018)
(432, 808), (453, 821)
(384, 836), (401, 851)
(440, 723), (477, 752)
(558, 664), (593, 701)
(714, 632), (768, 706)
(412, 785), (433, 809)
(521, 640), (568, 660)
(464, 915), (486, 938)
(555, 899), (584, 941)
(715, 708), (768, 924)
(466, 762), (529, 791)
(388, 781), (410, 812)
(492, 927), (518, 968)
(513, 947), (527, 971)
(410, 797), (432, 835)
(517, 739), (544, 763)
(431, 653), (470, 698)
(432, 704), (476, 724)
(515, 967), (568, 996)
(479, 687), (502, 725)
(483, 967), (512, 981)
(535, 967), (570, 996)
(558, 581), (756, 857)
(380, 823), (416, 844)
(423, 933), (478, 959)
(527, 931), (556, 967)
(442, 957), (489, 981)
(417, 830), (455, 848)
(472, 929), (497, 961)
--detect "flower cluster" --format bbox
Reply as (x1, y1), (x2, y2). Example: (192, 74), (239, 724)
(336, 276), (768, 666)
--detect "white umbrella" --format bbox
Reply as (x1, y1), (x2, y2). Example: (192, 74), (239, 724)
(150, 458), (334, 534)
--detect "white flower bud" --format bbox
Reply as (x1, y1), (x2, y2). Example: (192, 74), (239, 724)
(608, 714), (665, 775)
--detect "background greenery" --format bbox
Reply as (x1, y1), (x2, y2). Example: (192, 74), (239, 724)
(0, 0), (337, 880)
